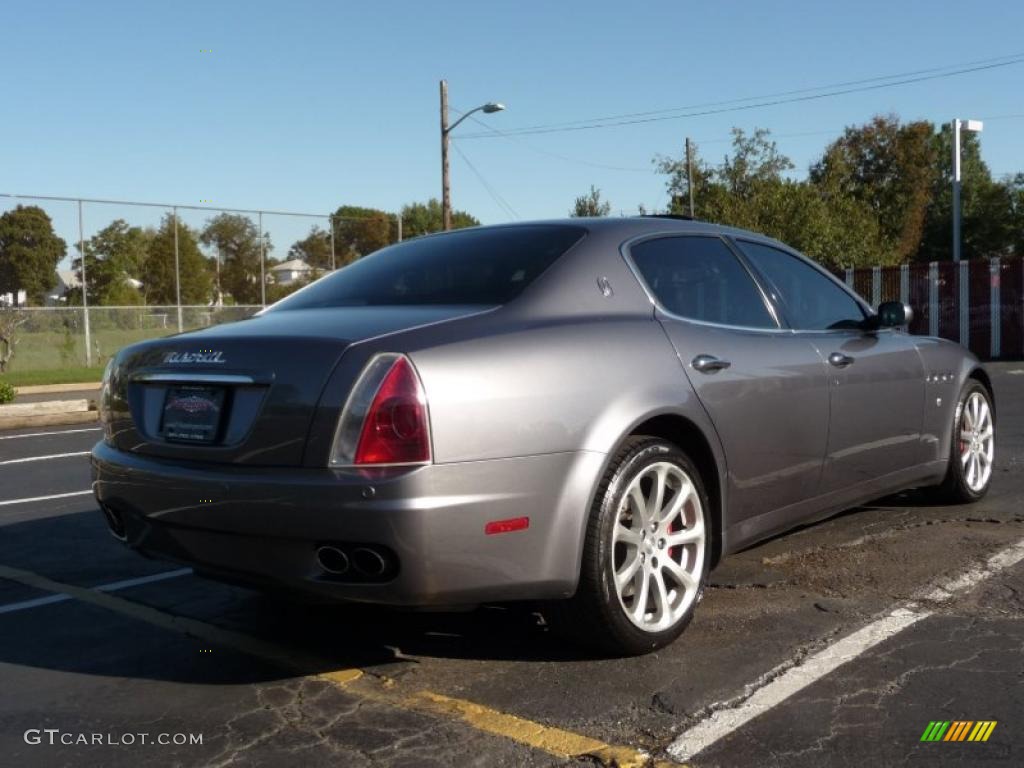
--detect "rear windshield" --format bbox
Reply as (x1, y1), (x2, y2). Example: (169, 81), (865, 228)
(269, 224), (586, 310)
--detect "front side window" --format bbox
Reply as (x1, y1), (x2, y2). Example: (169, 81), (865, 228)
(736, 241), (866, 331)
(630, 236), (776, 329)
(270, 225), (586, 310)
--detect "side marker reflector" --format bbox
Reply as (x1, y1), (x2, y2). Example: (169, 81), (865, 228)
(484, 517), (530, 535)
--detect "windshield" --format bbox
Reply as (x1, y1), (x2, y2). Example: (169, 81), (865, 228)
(269, 224), (586, 310)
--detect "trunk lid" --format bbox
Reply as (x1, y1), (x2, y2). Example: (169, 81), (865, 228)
(106, 306), (481, 466)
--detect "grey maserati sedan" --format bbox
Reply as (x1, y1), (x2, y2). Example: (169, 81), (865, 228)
(91, 216), (995, 655)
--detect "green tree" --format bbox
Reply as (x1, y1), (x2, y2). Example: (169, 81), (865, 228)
(918, 125), (1015, 261)
(200, 214), (267, 304)
(143, 214), (213, 305)
(752, 180), (889, 268)
(331, 205), (394, 261)
(0, 206), (66, 306)
(289, 225), (338, 270)
(571, 186), (612, 217)
(655, 129), (793, 217)
(70, 219), (150, 305)
(0, 307), (28, 373)
(400, 199), (478, 238)
(811, 115), (936, 261)
(265, 275), (313, 303)
(655, 128), (888, 268)
(1008, 173), (1024, 257)
(716, 128), (794, 198)
(102, 279), (144, 306)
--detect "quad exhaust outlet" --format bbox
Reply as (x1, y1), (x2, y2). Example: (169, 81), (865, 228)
(315, 543), (395, 581)
(351, 547), (388, 577)
(315, 545), (350, 575)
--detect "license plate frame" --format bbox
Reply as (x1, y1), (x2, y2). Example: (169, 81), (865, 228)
(161, 386), (226, 444)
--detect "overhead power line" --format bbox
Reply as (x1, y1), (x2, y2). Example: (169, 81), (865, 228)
(454, 110), (1023, 179)
(458, 54), (1024, 139)
(457, 111), (653, 172)
(450, 143), (520, 220)
(472, 52), (1024, 133)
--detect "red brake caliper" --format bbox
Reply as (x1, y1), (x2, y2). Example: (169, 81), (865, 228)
(668, 517), (681, 562)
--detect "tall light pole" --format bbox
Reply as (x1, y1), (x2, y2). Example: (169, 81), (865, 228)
(685, 137), (695, 218)
(952, 118), (983, 262)
(440, 80), (505, 230)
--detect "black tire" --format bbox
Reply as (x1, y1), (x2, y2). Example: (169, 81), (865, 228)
(930, 380), (995, 504)
(548, 436), (711, 656)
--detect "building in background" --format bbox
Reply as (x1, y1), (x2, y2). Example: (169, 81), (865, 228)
(269, 258), (313, 285)
(0, 289), (27, 307)
(47, 269), (81, 304)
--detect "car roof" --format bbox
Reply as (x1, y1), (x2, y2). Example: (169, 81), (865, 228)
(462, 216), (785, 248)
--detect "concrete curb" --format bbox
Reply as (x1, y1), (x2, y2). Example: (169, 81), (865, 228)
(0, 399), (98, 430)
(0, 411), (99, 430)
(14, 383), (101, 395)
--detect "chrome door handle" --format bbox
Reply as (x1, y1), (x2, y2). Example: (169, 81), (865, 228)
(828, 352), (855, 368)
(692, 354), (731, 373)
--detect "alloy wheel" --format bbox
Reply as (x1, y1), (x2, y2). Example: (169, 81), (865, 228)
(959, 391), (994, 493)
(611, 461), (705, 632)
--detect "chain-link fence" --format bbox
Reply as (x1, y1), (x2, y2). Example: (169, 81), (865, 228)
(4, 306), (261, 372)
(4, 191), (1022, 377)
(0, 193), (405, 376)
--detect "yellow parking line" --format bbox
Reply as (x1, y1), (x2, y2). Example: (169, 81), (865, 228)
(0, 563), (682, 767)
(408, 690), (677, 768)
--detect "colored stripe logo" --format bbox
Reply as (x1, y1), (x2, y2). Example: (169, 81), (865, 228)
(920, 721), (997, 742)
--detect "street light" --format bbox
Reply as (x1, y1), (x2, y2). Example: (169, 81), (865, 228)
(952, 118), (983, 262)
(440, 79), (505, 230)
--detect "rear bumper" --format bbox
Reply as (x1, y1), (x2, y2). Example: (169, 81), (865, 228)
(90, 441), (604, 606)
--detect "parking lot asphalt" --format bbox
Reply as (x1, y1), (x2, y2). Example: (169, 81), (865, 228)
(1, 365), (1023, 767)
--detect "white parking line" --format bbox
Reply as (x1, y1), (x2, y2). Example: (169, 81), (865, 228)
(0, 490), (93, 507)
(0, 568), (193, 615)
(0, 451), (91, 466)
(667, 536), (1024, 762)
(0, 427), (101, 441)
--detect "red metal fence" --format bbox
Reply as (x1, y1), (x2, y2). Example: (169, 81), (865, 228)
(839, 258), (1024, 361)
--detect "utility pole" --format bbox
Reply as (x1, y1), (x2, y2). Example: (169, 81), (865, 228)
(78, 200), (92, 366)
(685, 137), (695, 218)
(439, 81), (504, 231)
(215, 245), (222, 306)
(952, 119), (962, 263)
(951, 117), (983, 262)
(440, 80), (452, 231)
(172, 206), (183, 332)
(329, 214), (336, 270)
(258, 211), (266, 307)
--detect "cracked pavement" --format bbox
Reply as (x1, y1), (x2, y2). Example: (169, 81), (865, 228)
(0, 362), (1022, 766)
(694, 558), (1024, 767)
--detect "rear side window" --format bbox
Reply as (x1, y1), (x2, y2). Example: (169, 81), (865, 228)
(270, 225), (586, 309)
(630, 236), (777, 328)
(736, 241), (866, 330)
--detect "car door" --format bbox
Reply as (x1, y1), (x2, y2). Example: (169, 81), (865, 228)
(734, 239), (925, 494)
(626, 234), (830, 527)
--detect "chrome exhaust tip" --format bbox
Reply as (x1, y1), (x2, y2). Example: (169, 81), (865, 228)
(316, 545), (350, 575)
(352, 547), (387, 577)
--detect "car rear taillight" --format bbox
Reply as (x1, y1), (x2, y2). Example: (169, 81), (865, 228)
(329, 353), (431, 467)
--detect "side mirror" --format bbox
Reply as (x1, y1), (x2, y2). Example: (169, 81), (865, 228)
(874, 301), (913, 328)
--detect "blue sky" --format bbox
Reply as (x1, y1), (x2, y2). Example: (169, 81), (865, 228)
(2, 0), (1022, 266)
